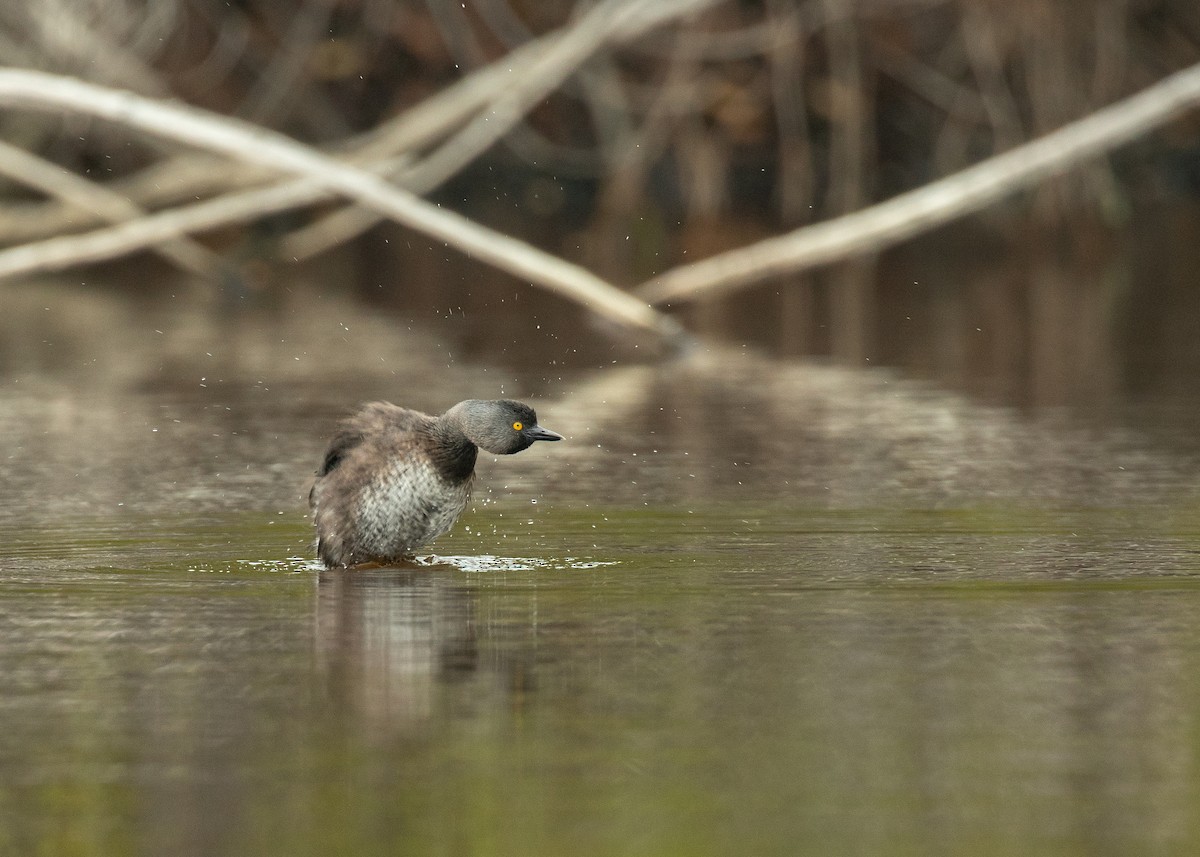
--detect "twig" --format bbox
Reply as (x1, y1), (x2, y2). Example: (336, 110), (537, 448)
(635, 61), (1200, 305)
(0, 69), (684, 344)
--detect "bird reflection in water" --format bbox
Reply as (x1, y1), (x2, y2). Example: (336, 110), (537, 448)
(314, 568), (535, 733)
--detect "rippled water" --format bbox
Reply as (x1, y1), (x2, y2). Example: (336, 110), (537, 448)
(3, 286), (1200, 855)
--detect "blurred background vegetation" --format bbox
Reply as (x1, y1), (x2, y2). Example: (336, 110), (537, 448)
(1, 0), (1199, 406)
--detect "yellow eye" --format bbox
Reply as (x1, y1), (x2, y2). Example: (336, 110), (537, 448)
(512, 421), (524, 431)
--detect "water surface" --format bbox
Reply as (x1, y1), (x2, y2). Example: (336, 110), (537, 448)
(2, 286), (1200, 856)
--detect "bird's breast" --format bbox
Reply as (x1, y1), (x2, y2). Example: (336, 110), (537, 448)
(355, 458), (472, 554)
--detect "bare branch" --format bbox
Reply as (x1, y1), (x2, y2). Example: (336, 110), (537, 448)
(0, 69), (684, 344)
(636, 61), (1200, 306)
(0, 0), (719, 252)
(0, 173), (331, 280)
(283, 0), (721, 261)
(0, 139), (226, 278)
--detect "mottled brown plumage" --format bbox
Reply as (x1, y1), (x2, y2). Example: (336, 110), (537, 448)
(309, 399), (561, 568)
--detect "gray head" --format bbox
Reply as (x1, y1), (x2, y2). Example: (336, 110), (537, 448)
(441, 399), (563, 455)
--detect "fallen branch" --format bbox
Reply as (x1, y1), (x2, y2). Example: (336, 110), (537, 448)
(0, 172), (335, 279)
(0, 0), (717, 250)
(0, 138), (226, 279)
(282, 0), (719, 261)
(0, 68), (684, 345)
(635, 61), (1200, 305)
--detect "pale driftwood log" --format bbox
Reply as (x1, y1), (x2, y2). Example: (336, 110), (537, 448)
(634, 61), (1200, 306)
(0, 69), (685, 345)
(0, 153), (271, 244)
(0, 173), (335, 279)
(0, 139), (226, 278)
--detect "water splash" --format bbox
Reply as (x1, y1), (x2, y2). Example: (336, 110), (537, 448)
(418, 554), (618, 573)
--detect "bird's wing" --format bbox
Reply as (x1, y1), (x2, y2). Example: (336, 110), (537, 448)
(309, 402), (432, 508)
(316, 427), (364, 478)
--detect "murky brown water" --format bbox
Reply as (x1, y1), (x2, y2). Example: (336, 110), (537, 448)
(3, 282), (1200, 856)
